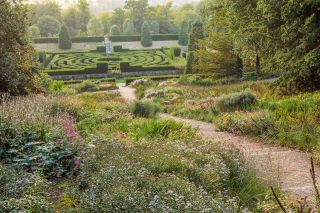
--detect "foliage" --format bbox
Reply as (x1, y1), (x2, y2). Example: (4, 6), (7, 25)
(58, 24), (72, 50)
(131, 100), (160, 118)
(29, 25), (41, 39)
(87, 16), (104, 36)
(178, 21), (188, 46)
(140, 21), (152, 47)
(0, 0), (39, 95)
(37, 15), (61, 37)
(124, 0), (149, 32)
(110, 25), (121, 36)
(77, 0), (91, 32)
(76, 80), (100, 93)
(215, 91), (257, 112)
(0, 95), (82, 177)
(99, 12), (111, 34)
(150, 21), (159, 34)
(62, 7), (80, 36)
(122, 18), (136, 35)
(185, 19), (204, 74)
(28, 0), (62, 25)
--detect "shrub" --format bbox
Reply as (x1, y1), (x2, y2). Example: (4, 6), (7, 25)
(131, 100), (160, 118)
(172, 47), (181, 57)
(150, 21), (159, 34)
(178, 21), (188, 46)
(50, 81), (64, 93)
(76, 80), (100, 93)
(215, 91), (257, 112)
(110, 25), (121, 36)
(58, 24), (72, 50)
(29, 25), (41, 39)
(141, 21), (152, 47)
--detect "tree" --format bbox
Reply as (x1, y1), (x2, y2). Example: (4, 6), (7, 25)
(150, 21), (159, 34)
(58, 24), (72, 50)
(87, 17), (104, 36)
(141, 21), (152, 47)
(63, 7), (80, 36)
(110, 25), (121, 36)
(124, 0), (149, 32)
(28, 0), (62, 24)
(77, 0), (90, 32)
(0, 0), (39, 95)
(123, 19), (136, 35)
(110, 8), (125, 30)
(185, 20), (204, 74)
(159, 19), (170, 34)
(37, 15), (61, 37)
(29, 25), (41, 39)
(99, 12), (111, 34)
(178, 21), (188, 46)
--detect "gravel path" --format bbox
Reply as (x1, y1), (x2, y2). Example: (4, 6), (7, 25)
(119, 86), (320, 201)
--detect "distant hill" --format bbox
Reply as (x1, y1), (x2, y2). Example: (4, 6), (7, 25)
(27, 0), (200, 14)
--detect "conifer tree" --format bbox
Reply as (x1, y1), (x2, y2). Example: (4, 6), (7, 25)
(185, 20), (204, 74)
(141, 21), (152, 47)
(178, 21), (188, 46)
(58, 24), (72, 50)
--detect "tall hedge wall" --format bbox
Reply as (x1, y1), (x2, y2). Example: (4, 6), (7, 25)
(34, 34), (179, 44)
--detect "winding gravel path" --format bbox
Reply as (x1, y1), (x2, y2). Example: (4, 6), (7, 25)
(119, 86), (320, 201)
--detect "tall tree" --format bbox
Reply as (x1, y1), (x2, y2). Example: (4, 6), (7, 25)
(77, 0), (90, 32)
(124, 0), (149, 32)
(99, 12), (111, 35)
(0, 0), (39, 95)
(178, 21), (189, 46)
(123, 19), (136, 35)
(63, 7), (80, 36)
(109, 8), (125, 30)
(141, 21), (152, 47)
(87, 16), (104, 36)
(37, 15), (61, 37)
(28, 0), (62, 24)
(185, 19), (204, 74)
(58, 24), (72, 50)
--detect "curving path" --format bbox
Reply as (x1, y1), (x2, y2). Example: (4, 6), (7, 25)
(118, 87), (320, 201)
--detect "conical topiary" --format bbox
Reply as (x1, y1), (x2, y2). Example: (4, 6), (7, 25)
(141, 21), (152, 47)
(58, 24), (72, 50)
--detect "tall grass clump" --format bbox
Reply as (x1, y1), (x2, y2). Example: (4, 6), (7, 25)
(131, 100), (160, 118)
(215, 91), (257, 112)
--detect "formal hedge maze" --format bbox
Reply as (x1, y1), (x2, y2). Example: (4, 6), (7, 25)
(46, 49), (176, 76)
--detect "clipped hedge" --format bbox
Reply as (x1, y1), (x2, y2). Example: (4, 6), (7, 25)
(47, 62), (108, 76)
(120, 62), (175, 73)
(34, 35), (179, 44)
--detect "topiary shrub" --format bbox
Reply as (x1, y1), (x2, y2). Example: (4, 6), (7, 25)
(215, 91), (257, 112)
(131, 100), (160, 118)
(29, 25), (41, 39)
(58, 24), (72, 50)
(110, 25), (121, 36)
(178, 21), (188, 46)
(172, 47), (181, 57)
(141, 21), (152, 47)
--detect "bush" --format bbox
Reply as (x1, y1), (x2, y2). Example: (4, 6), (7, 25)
(131, 100), (160, 118)
(150, 21), (159, 34)
(58, 24), (72, 50)
(76, 80), (100, 93)
(29, 25), (41, 39)
(141, 22), (152, 47)
(123, 19), (136, 35)
(178, 21), (188, 46)
(172, 47), (181, 57)
(110, 25), (121, 36)
(215, 91), (257, 112)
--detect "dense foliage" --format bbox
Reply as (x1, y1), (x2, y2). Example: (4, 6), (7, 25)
(178, 21), (188, 46)
(58, 24), (72, 50)
(37, 15), (61, 37)
(0, 0), (39, 95)
(87, 16), (104, 36)
(110, 24), (121, 36)
(141, 21), (152, 47)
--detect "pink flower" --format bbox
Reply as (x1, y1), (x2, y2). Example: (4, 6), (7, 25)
(74, 159), (81, 166)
